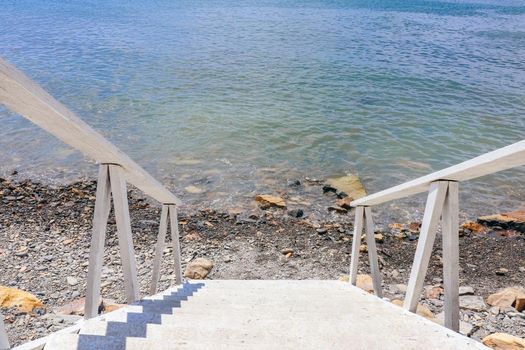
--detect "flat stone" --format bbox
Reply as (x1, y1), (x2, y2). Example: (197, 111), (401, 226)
(487, 287), (525, 311)
(280, 248), (294, 255)
(184, 258), (214, 279)
(66, 276), (78, 286)
(424, 285), (443, 300)
(0, 286), (44, 313)
(459, 295), (486, 311)
(482, 332), (525, 349)
(57, 297), (102, 316)
(356, 274), (374, 293)
(391, 299), (434, 320)
(434, 312), (474, 336)
(478, 210), (525, 232)
(459, 286), (475, 295)
(496, 268), (509, 276)
(460, 221), (485, 233)
(255, 195), (286, 208)
(391, 284), (407, 294)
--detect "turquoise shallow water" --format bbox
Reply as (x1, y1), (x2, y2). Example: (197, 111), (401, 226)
(1, 0), (524, 218)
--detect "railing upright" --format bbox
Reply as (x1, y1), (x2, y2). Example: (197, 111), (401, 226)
(349, 140), (525, 333)
(0, 56), (184, 335)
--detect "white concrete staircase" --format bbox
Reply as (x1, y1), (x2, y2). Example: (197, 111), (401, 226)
(43, 280), (488, 350)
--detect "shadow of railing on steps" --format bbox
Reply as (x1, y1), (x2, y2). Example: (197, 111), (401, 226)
(75, 283), (204, 350)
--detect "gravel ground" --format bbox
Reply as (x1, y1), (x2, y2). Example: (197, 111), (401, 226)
(1, 177), (525, 347)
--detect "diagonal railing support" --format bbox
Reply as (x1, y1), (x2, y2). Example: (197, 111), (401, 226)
(84, 164), (140, 319)
(349, 206), (365, 285)
(150, 204), (183, 294)
(403, 180), (459, 332)
(364, 206), (383, 297)
(0, 313), (9, 350)
(168, 204), (184, 286)
(150, 205), (169, 295)
(349, 205), (382, 296)
(84, 165), (112, 319)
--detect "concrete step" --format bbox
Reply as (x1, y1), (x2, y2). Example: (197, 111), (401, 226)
(49, 316), (486, 350)
(145, 280), (350, 299)
(44, 332), (282, 350)
(43, 280), (489, 350)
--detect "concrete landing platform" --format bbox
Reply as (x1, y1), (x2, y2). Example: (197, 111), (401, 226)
(43, 280), (488, 350)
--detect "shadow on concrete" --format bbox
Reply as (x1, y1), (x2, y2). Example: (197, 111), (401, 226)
(76, 282), (204, 349)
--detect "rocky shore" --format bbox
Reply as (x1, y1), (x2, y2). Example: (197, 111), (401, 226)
(1, 176), (525, 348)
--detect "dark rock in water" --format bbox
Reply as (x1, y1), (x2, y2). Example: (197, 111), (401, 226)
(322, 185), (337, 194)
(287, 179), (301, 187)
(287, 209), (304, 218)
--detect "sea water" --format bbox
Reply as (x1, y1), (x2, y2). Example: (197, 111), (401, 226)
(1, 0), (524, 219)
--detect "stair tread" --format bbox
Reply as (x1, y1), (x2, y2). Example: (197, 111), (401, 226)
(42, 280), (487, 350)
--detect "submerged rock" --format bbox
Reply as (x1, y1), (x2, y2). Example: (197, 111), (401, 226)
(255, 195), (286, 209)
(185, 185), (205, 194)
(326, 174), (367, 200)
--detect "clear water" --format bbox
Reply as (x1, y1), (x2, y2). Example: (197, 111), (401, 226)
(1, 0), (524, 219)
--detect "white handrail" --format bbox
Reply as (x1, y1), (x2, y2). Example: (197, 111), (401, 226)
(0, 57), (181, 205)
(0, 58), (185, 342)
(349, 139), (525, 334)
(351, 139), (525, 207)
